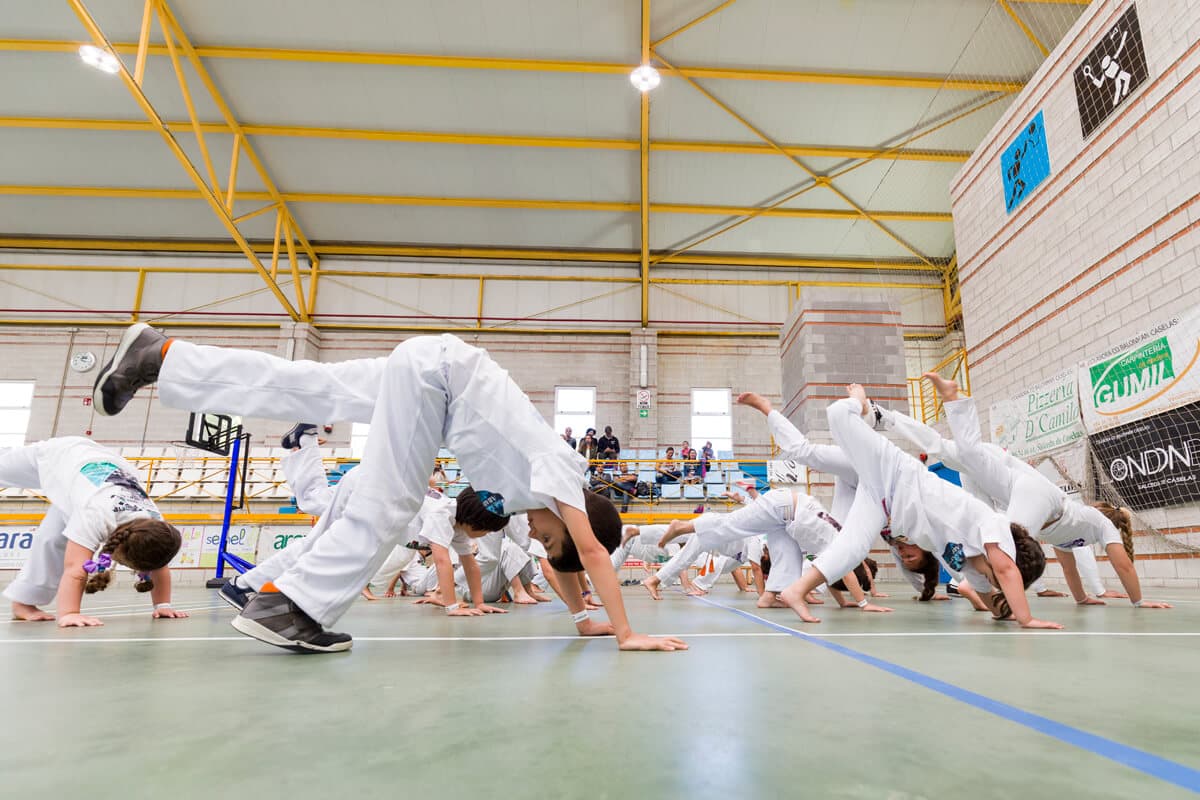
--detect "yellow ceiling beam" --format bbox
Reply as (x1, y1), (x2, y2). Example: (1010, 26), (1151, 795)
(0, 185), (950, 221)
(0, 39), (1022, 92)
(63, 0), (303, 322)
(0, 238), (942, 271)
(0, 116), (971, 162)
(999, 0), (1050, 57)
(639, 1), (652, 328)
(0, 181), (950, 219)
(0, 262), (940, 291)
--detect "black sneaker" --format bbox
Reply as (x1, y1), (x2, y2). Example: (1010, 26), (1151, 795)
(231, 591), (352, 653)
(92, 323), (168, 416)
(946, 583), (961, 596)
(218, 578), (255, 611)
(280, 423), (318, 450)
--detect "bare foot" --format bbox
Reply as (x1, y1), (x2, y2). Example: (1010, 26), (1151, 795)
(11, 602), (54, 622)
(922, 371), (959, 401)
(736, 392), (772, 416)
(756, 593), (787, 609)
(622, 525), (640, 546)
(512, 591), (539, 605)
(642, 577), (663, 600)
(1037, 589), (1067, 598)
(1099, 589), (1129, 599)
(361, 589), (381, 601)
(805, 592), (825, 605)
(779, 586), (821, 623)
(686, 587), (709, 597)
(528, 588), (552, 602)
(846, 383), (869, 416)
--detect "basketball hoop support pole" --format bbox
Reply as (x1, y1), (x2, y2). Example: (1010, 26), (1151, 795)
(205, 433), (255, 587)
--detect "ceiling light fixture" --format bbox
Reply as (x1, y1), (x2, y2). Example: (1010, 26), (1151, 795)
(79, 44), (120, 74)
(630, 64), (661, 92)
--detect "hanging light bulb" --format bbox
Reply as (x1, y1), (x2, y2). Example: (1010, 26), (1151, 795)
(630, 64), (661, 92)
(79, 44), (120, 74)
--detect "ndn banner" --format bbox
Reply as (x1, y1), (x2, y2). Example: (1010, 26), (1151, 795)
(1088, 401), (1200, 511)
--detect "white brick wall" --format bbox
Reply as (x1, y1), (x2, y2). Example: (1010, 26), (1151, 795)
(952, 0), (1200, 414)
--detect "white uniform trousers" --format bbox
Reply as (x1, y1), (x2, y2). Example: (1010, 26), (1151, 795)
(691, 496), (806, 593)
(160, 334), (554, 627)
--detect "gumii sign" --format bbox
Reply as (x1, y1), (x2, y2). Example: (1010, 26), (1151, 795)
(1089, 336), (1174, 411)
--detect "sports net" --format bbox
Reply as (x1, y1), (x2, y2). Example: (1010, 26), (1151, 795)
(1032, 403), (1200, 560)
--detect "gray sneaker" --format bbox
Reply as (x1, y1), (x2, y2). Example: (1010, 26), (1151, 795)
(231, 591), (353, 653)
(92, 323), (168, 416)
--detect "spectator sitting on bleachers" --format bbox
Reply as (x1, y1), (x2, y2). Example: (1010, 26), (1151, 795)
(597, 426), (621, 459)
(611, 461), (638, 513)
(577, 429), (599, 473)
(699, 441), (714, 476)
(656, 447), (682, 484)
(561, 427), (577, 449)
(681, 448), (702, 484)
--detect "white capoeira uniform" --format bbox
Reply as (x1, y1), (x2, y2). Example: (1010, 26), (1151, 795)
(273, 439), (429, 595)
(609, 524), (686, 573)
(0, 437), (164, 607)
(691, 535), (765, 592)
(941, 398), (1122, 579)
(878, 405), (1107, 595)
(652, 517), (761, 588)
(813, 398), (1018, 594)
(158, 333), (590, 627)
(766, 410), (859, 522)
(454, 530), (531, 603)
(686, 491), (840, 593)
(280, 441), (335, 517)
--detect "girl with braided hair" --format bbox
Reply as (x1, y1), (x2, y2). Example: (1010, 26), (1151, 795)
(0, 437), (183, 627)
(923, 372), (1170, 611)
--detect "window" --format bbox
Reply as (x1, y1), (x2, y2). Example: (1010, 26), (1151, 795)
(691, 388), (732, 454)
(350, 422), (370, 459)
(0, 382), (33, 448)
(554, 386), (595, 443)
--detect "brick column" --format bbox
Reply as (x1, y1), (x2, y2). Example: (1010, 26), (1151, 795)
(779, 287), (908, 437)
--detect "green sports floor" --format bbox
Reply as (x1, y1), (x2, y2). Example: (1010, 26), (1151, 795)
(3, 582), (1199, 800)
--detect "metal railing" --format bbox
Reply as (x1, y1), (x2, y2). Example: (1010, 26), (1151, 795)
(907, 348), (971, 424)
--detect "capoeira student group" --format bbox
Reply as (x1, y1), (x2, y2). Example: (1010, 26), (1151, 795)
(0, 322), (1168, 654)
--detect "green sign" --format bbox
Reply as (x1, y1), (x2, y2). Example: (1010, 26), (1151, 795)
(1089, 336), (1174, 411)
(639, 409), (649, 418)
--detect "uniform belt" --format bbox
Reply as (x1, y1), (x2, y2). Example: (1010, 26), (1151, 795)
(818, 511), (842, 532)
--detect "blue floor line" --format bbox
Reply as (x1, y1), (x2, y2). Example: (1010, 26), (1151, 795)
(690, 594), (1200, 794)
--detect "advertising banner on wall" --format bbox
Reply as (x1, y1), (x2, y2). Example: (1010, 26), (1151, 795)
(1073, 4), (1149, 138)
(989, 367), (1085, 458)
(1087, 401), (1200, 510)
(0, 523), (313, 571)
(1079, 310), (1200, 433)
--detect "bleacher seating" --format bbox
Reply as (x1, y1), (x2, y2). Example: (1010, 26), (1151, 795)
(0, 443), (773, 513)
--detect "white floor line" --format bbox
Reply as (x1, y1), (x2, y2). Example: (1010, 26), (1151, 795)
(2, 630), (1199, 644)
(1, 602), (223, 624)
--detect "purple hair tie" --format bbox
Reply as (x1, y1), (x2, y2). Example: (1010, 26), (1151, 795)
(82, 553), (113, 574)
(137, 572), (151, 583)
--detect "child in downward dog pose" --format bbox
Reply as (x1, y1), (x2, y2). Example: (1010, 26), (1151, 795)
(922, 373), (1170, 611)
(639, 520), (762, 600)
(779, 385), (1057, 628)
(0, 437), (184, 627)
(873, 401), (1120, 601)
(652, 492), (891, 613)
(94, 324), (683, 652)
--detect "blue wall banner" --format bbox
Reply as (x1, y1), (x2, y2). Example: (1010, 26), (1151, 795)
(1000, 110), (1051, 214)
